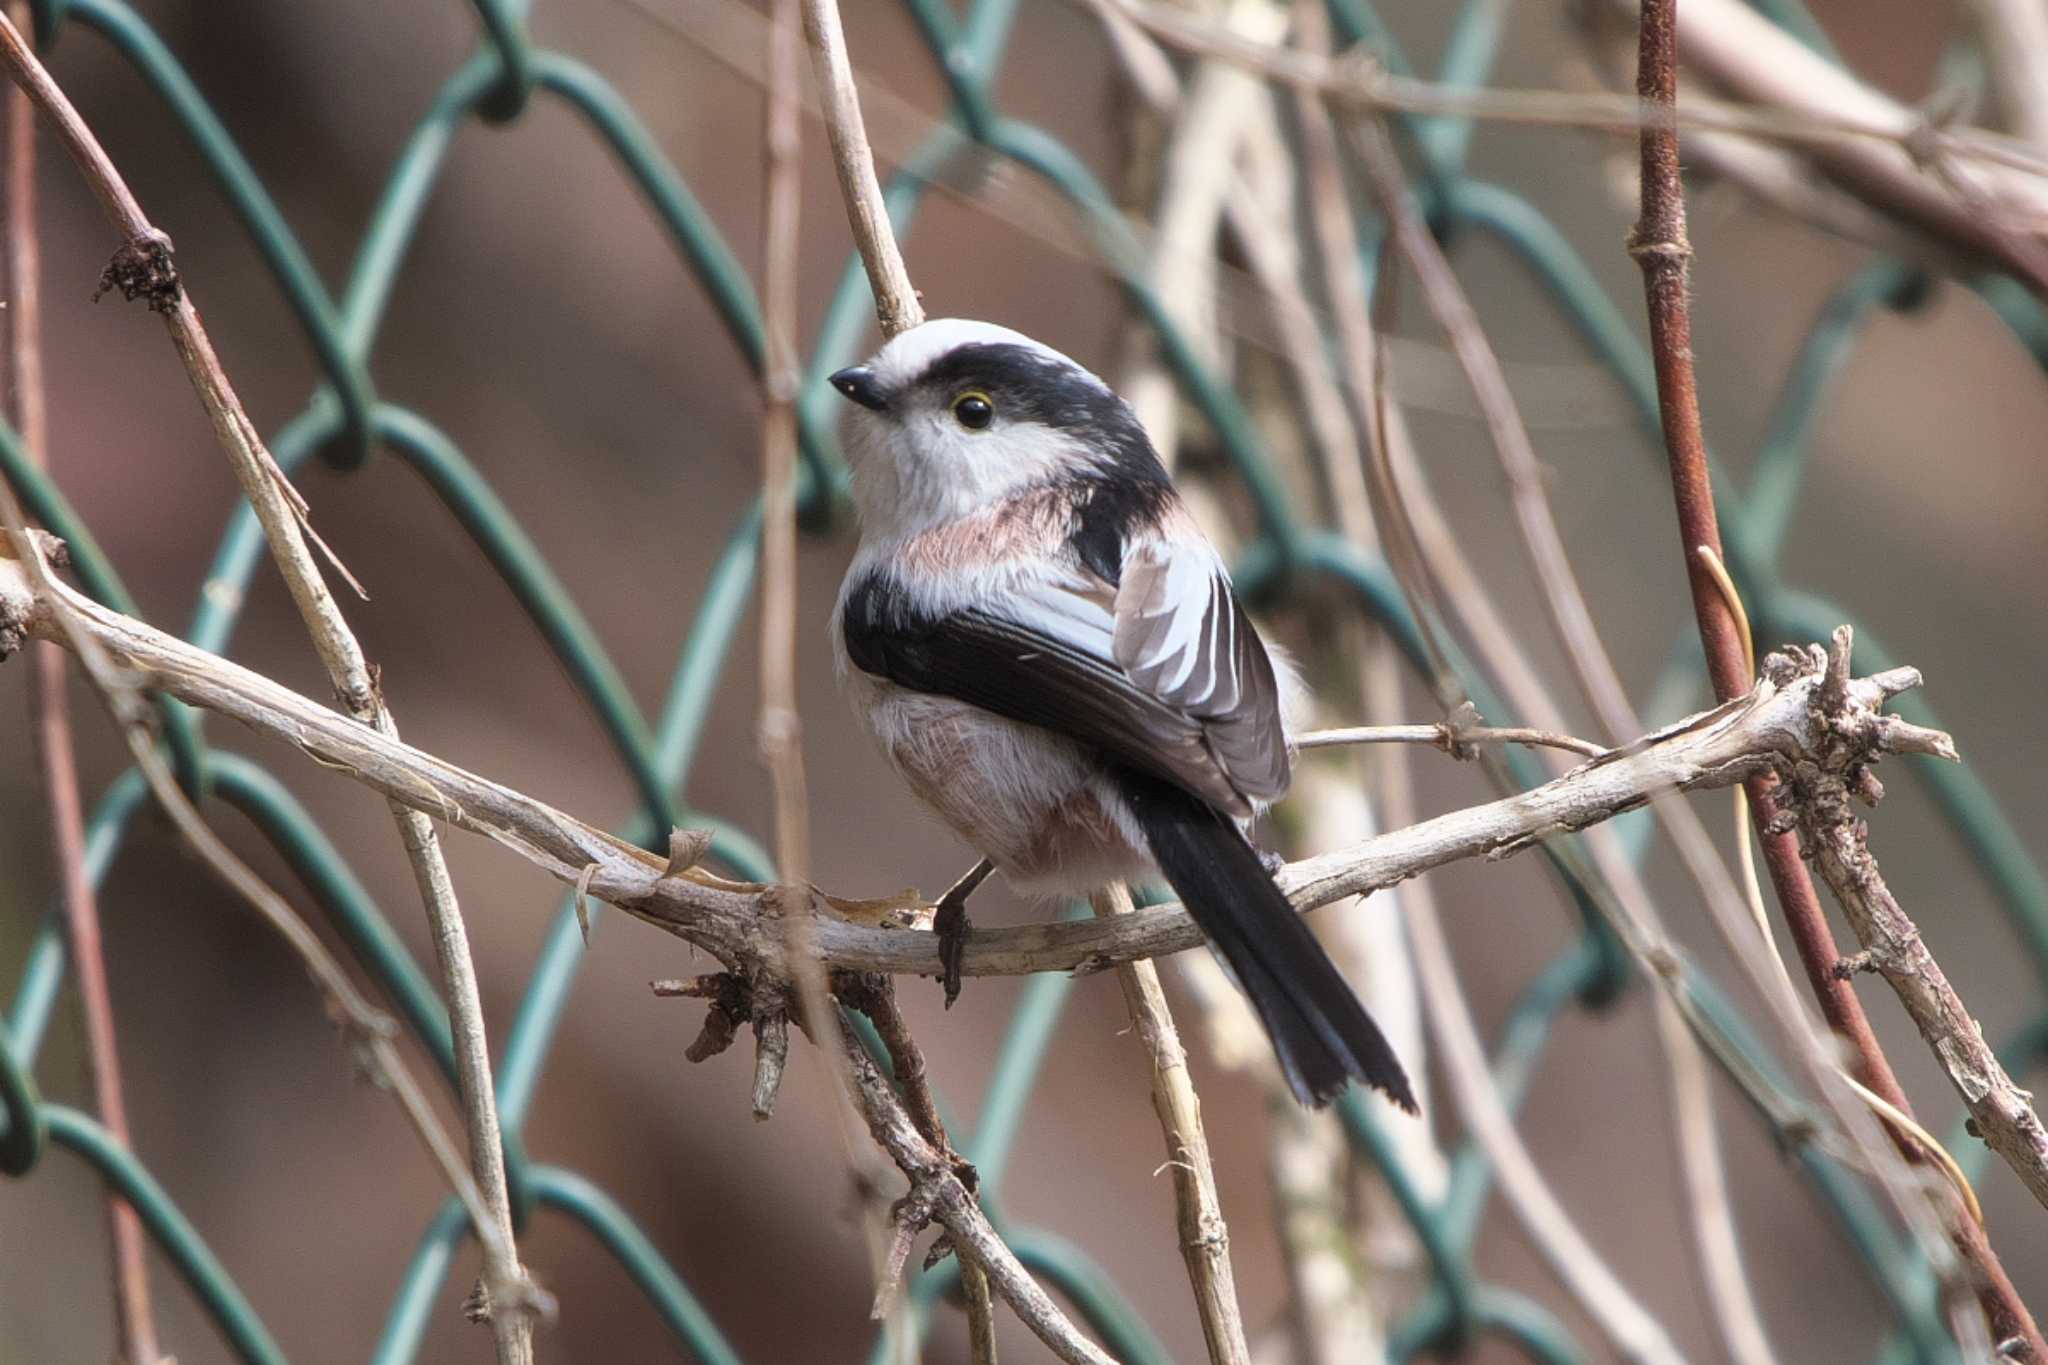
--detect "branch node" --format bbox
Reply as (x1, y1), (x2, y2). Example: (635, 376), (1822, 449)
(92, 229), (179, 312)
(573, 861), (598, 947)
(922, 1230), (958, 1272)
(1820, 625), (1854, 717)
(873, 1185), (940, 1317)
(750, 987), (791, 1120)
(663, 827), (715, 878)
(1624, 234), (1692, 265)
(1433, 700), (1485, 760)
(660, 971), (753, 1063)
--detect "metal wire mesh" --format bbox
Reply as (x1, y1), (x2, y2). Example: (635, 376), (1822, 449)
(1, 0), (2044, 1361)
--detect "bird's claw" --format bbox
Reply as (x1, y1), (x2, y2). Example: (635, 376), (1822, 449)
(935, 892), (971, 1008)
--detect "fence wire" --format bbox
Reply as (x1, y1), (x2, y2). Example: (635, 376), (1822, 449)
(1, 0), (2044, 1361)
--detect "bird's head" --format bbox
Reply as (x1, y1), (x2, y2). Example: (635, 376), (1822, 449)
(828, 318), (1159, 538)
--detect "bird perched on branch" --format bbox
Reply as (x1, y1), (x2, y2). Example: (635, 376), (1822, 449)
(827, 318), (1414, 1111)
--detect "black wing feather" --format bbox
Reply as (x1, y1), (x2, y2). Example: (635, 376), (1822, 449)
(842, 572), (1235, 808)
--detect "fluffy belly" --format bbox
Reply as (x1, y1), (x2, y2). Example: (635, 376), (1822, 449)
(848, 676), (1152, 895)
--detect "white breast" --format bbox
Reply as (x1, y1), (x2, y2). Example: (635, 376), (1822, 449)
(830, 599), (1152, 896)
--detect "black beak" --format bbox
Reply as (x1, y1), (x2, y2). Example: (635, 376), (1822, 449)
(829, 366), (888, 411)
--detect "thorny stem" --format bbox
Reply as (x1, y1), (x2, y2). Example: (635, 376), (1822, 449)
(4, 12), (160, 1358)
(1628, 4), (2045, 1354)
(845, 975), (998, 1356)
(0, 12), (541, 1353)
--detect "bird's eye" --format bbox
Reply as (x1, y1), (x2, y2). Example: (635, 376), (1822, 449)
(951, 391), (995, 430)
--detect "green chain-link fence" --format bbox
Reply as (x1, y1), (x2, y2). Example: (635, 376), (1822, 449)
(2, 0), (2044, 1360)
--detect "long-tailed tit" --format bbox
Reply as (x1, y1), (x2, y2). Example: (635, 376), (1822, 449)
(827, 318), (1414, 1110)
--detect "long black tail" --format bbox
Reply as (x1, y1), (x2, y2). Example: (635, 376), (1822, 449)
(1118, 767), (1416, 1111)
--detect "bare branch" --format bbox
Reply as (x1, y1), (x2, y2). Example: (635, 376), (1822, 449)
(3, 12), (160, 1356)
(833, 994), (1113, 1365)
(0, 526), (540, 1344)
(1791, 631), (2048, 1213)
(801, 0), (923, 336)
(1093, 883), (1250, 1365)
(0, 11), (544, 1353)
(1295, 718), (1606, 760)
(1085, 0), (2048, 290)
(1626, 6), (2045, 1351)
(0, 546), (1958, 990)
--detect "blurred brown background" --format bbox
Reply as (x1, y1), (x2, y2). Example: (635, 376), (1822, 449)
(2, 0), (2045, 1361)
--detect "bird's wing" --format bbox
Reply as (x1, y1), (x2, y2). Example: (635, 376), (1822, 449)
(1110, 536), (1289, 805)
(841, 540), (1288, 815)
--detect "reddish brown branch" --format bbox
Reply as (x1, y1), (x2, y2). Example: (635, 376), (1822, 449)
(1627, 3), (2043, 1354)
(4, 9), (160, 1357)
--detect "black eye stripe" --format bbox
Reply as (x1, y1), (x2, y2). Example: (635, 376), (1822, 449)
(910, 340), (1171, 483)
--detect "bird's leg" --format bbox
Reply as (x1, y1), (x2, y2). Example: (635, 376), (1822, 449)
(934, 857), (996, 1008)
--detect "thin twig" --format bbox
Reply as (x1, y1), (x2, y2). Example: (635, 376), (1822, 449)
(1084, 0), (2048, 290)
(751, 12), (925, 1351)
(1624, 0), (2048, 293)
(3, 15), (159, 1357)
(1310, 55), (1783, 1352)
(1626, 5), (2045, 1352)
(775, 7), (1024, 1353)
(833, 1003), (1113, 1365)
(1963, 0), (2048, 151)
(755, 0), (818, 1125)
(1404, 882), (1686, 1365)
(0, 14), (542, 1352)
(1295, 721), (1605, 760)
(800, 0), (922, 337)
(0, 526), (523, 1338)
(1093, 883), (1250, 1365)
(0, 553), (1951, 989)
(1795, 631), (2048, 1213)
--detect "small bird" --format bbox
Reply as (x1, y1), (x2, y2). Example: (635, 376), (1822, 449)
(827, 318), (1415, 1111)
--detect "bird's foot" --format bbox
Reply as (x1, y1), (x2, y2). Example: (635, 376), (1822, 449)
(930, 858), (994, 1008)
(934, 891), (972, 1009)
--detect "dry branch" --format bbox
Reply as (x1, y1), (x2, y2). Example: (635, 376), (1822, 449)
(833, 991), (1113, 1365)
(801, 0), (923, 336)
(1627, 4), (2046, 1350)
(1092, 0), (2048, 290)
(3, 11), (160, 1355)
(1792, 631), (2048, 1213)
(0, 11), (542, 1354)
(0, 523), (523, 1339)
(1092, 883), (1249, 1365)
(0, 538), (1961, 990)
